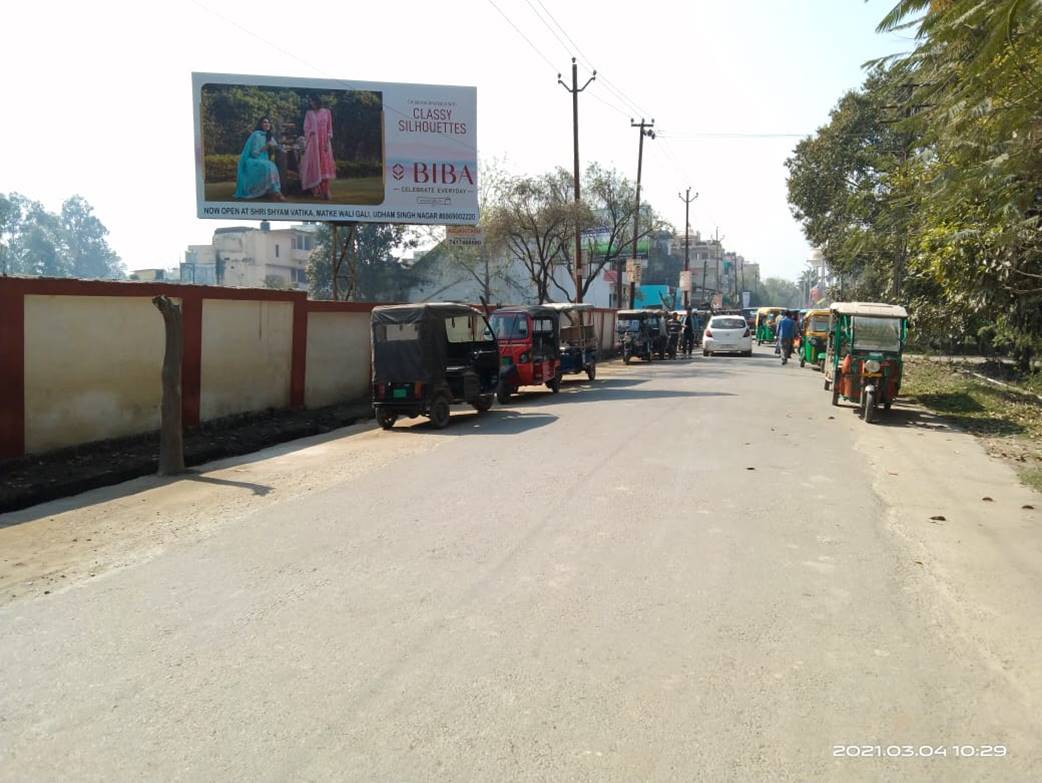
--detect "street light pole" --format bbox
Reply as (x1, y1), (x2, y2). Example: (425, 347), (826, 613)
(677, 188), (698, 309)
(629, 118), (655, 308)
(559, 58), (595, 303)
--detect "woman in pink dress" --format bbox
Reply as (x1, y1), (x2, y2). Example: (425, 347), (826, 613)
(300, 94), (336, 200)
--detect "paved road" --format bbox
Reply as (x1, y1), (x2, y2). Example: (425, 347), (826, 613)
(3, 352), (1042, 781)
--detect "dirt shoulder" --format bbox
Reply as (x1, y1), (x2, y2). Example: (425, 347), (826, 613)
(902, 357), (1042, 491)
(0, 419), (445, 607)
(0, 403), (372, 513)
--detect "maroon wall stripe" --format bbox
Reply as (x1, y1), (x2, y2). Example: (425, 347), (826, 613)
(0, 290), (25, 459)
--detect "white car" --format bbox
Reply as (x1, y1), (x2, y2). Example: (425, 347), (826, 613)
(703, 315), (753, 356)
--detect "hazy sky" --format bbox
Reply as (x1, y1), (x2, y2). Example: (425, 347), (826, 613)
(2, 0), (910, 281)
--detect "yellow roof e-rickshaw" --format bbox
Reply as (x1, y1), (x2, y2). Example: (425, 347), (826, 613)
(799, 308), (831, 370)
(754, 307), (785, 345)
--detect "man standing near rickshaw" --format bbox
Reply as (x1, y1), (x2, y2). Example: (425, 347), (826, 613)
(777, 310), (797, 364)
(682, 309), (695, 357)
(667, 312), (683, 359)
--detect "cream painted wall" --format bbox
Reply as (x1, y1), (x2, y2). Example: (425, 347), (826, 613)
(200, 300), (293, 420)
(304, 311), (371, 408)
(24, 295), (165, 453)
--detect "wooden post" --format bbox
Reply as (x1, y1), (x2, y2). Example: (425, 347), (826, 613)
(152, 295), (185, 475)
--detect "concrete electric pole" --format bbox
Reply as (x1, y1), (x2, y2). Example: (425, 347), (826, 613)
(629, 118), (655, 308)
(677, 188), (698, 309)
(558, 58), (595, 303)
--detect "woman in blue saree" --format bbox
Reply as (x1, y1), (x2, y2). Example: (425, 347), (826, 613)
(234, 117), (285, 200)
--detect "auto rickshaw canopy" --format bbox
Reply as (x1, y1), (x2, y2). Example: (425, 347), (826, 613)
(829, 302), (908, 318)
(802, 308), (832, 335)
(371, 303), (495, 385)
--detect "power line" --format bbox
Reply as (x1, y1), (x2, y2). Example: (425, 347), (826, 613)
(534, 0), (596, 70)
(658, 131), (808, 139)
(484, 0), (559, 73)
(529, 0), (650, 121)
(587, 90), (630, 118)
(522, 0), (574, 60)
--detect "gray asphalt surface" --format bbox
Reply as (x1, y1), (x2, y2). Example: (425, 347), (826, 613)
(2, 351), (1040, 781)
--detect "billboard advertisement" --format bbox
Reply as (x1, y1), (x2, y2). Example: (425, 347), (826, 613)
(193, 73), (477, 224)
(581, 227), (649, 258)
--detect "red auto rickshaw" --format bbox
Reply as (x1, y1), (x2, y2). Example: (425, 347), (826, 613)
(490, 305), (562, 403)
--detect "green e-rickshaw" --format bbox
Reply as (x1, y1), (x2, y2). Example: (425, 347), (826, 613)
(799, 308), (831, 370)
(822, 302), (909, 423)
(755, 307), (784, 344)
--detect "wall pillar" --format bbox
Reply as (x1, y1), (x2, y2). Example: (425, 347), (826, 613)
(0, 289), (25, 459)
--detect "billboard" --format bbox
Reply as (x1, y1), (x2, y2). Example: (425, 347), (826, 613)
(582, 227), (649, 258)
(193, 73), (477, 224)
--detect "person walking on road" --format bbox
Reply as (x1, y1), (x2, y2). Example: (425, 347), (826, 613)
(777, 311), (797, 364)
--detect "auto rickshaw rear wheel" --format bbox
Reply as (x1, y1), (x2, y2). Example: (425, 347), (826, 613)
(376, 409), (397, 430)
(497, 385), (512, 404)
(429, 393), (451, 429)
(586, 364), (596, 381)
(547, 372), (562, 393)
(473, 394), (494, 413)
(800, 355), (806, 367)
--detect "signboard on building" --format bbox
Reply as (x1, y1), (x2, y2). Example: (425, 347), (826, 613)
(446, 225), (483, 246)
(582, 222), (650, 258)
(679, 270), (692, 292)
(193, 72), (478, 225)
(742, 290), (751, 308)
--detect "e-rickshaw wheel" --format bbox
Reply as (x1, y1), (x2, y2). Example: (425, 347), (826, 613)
(586, 363), (596, 381)
(376, 409), (397, 430)
(862, 387), (876, 423)
(473, 394), (494, 413)
(546, 372), (562, 394)
(429, 393), (451, 429)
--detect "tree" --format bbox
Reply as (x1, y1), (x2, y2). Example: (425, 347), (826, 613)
(760, 277), (802, 308)
(444, 157), (512, 303)
(308, 222), (420, 301)
(486, 170), (586, 303)
(60, 196), (123, 279)
(152, 296), (185, 476)
(577, 163), (669, 302)
(0, 192), (123, 279)
(878, 0), (1042, 367)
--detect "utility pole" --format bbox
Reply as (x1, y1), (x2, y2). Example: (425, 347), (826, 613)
(713, 226), (722, 309)
(559, 59), (596, 303)
(677, 188), (698, 309)
(629, 118), (655, 308)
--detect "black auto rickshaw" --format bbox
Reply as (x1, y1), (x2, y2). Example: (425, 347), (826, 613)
(371, 303), (500, 429)
(616, 309), (655, 363)
(643, 308), (671, 359)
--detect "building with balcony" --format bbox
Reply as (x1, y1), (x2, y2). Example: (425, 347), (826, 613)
(181, 222), (318, 290)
